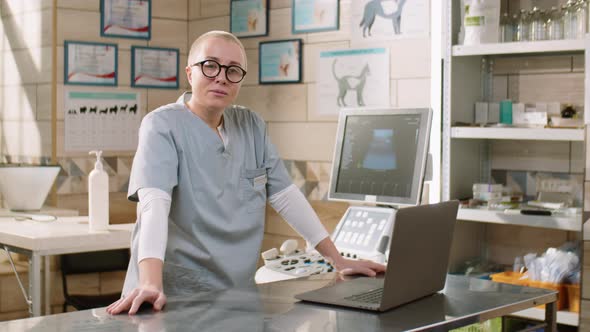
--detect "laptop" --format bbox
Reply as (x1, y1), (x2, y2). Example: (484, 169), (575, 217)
(295, 200), (459, 312)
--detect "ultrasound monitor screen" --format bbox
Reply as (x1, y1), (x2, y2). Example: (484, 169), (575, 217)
(329, 108), (431, 206)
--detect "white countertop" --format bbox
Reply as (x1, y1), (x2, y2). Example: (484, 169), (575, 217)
(0, 216), (134, 255)
(0, 206), (79, 217)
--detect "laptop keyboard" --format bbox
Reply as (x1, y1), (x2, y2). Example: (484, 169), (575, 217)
(344, 288), (383, 304)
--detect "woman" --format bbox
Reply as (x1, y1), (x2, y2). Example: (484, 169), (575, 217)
(107, 31), (385, 315)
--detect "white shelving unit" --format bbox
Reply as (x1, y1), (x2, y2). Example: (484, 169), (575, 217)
(451, 127), (584, 141)
(458, 208), (582, 232)
(452, 39), (585, 56)
(443, 1), (585, 327)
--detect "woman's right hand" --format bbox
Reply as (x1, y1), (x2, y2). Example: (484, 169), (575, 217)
(106, 284), (167, 315)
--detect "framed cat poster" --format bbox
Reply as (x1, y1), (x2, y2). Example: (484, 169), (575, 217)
(230, 0), (268, 38)
(292, 0), (339, 34)
(316, 47), (390, 116)
(259, 39), (302, 84)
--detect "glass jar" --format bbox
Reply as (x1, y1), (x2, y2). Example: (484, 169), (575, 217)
(511, 13), (520, 41)
(529, 7), (546, 41)
(546, 6), (564, 40)
(500, 12), (514, 42)
(575, 0), (588, 38)
(515, 9), (530, 41)
(563, 0), (578, 39)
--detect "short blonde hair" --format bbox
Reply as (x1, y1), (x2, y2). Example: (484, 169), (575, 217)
(188, 30), (247, 70)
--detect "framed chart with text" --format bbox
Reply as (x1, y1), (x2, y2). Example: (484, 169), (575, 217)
(65, 41), (118, 86)
(230, 0), (268, 38)
(101, 0), (151, 39)
(131, 46), (179, 89)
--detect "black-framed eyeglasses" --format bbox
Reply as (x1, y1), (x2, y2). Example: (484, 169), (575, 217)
(191, 60), (247, 83)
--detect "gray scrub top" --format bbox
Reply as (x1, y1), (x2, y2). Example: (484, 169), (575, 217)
(122, 93), (292, 296)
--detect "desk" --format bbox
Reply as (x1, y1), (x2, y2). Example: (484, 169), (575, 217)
(0, 217), (133, 317)
(0, 206), (79, 218)
(0, 274), (558, 331)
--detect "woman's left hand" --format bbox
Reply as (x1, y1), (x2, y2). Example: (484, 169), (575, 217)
(332, 258), (386, 277)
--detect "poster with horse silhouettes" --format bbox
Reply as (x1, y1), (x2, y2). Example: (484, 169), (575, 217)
(351, 0), (429, 43)
(317, 48), (389, 116)
(65, 90), (141, 152)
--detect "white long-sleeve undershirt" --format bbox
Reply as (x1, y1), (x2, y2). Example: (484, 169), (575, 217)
(268, 184), (330, 248)
(136, 184), (330, 263)
(136, 188), (171, 263)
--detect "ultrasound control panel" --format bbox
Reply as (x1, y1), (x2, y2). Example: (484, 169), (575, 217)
(260, 206), (396, 279)
(331, 206), (396, 264)
(262, 250), (334, 277)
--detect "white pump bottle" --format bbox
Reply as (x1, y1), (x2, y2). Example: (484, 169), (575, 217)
(88, 150), (109, 231)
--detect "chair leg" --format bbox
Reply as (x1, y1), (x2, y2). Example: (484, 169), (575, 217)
(63, 302), (67, 313)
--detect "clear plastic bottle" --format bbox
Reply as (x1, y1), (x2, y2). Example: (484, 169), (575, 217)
(500, 12), (514, 42)
(516, 9), (530, 41)
(546, 6), (564, 40)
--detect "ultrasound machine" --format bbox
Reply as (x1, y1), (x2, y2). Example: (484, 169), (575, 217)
(255, 108), (432, 283)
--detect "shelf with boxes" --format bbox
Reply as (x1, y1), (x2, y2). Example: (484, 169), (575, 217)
(490, 272), (580, 326)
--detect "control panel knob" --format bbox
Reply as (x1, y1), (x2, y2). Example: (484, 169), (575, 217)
(280, 239), (299, 256)
(261, 247), (279, 261)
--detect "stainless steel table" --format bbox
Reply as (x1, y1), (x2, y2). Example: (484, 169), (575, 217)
(0, 274), (558, 331)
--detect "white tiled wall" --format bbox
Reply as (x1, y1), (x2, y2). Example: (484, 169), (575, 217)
(0, 1), (52, 163)
(152, 0), (188, 20)
(268, 122), (338, 162)
(149, 18), (189, 53)
(1, 9), (52, 50)
(0, 0), (52, 16)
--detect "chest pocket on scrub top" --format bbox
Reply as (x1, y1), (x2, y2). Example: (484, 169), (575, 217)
(241, 167), (267, 213)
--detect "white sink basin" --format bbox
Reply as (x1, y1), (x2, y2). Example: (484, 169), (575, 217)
(0, 165), (60, 211)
